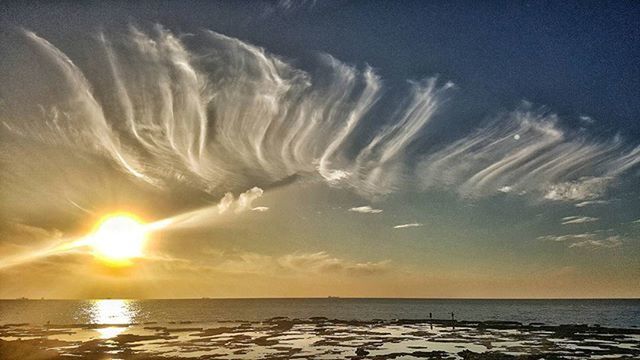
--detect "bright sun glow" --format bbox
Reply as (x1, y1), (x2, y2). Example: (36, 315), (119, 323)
(89, 214), (147, 266)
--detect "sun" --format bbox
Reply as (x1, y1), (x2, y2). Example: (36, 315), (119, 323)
(88, 213), (148, 266)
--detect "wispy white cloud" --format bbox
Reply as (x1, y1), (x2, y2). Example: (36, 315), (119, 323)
(575, 200), (610, 207)
(348, 206), (383, 214)
(393, 223), (423, 229)
(217, 193), (234, 214)
(251, 206), (269, 212)
(275, 0), (317, 13)
(216, 250), (390, 276)
(561, 216), (599, 225)
(538, 233), (596, 242)
(544, 177), (611, 202)
(3, 28), (456, 199)
(216, 187), (264, 214)
(569, 236), (622, 249)
(2, 29), (638, 212)
(418, 108), (640, 201)
(235, 187), (264, 213)
(579, 115), (595, 125)
(538, 232), (623, 249)
(278, 251), (390, 275)
(148, 187), (265, 231)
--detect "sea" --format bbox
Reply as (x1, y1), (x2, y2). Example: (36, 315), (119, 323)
(1, 298), (638, 329)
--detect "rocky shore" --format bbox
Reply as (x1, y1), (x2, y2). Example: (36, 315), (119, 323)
(1, 317), (639, 359)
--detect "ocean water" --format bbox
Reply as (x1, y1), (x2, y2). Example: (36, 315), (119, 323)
(0, 298), (638, 328)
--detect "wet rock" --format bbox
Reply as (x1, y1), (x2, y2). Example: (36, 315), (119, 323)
(197, 326), (237, 336)
(0, 339), (61, 360)
(405, 350), (452, 359)
(477, 321), (522, 329)
(114, 333), (176, 344)
(356, 347), (370, 356)
(1, 318), (639, 359)
(266, 316), (289, 322)
(457, 350), (550, 359)
(272, 319), (295, 332)
(253, 336), (278, 346)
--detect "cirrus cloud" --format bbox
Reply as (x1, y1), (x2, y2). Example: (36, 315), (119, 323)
(569, 236), (623, 249)
(393, 223), (423, 229)
(348, 206), (383, 214)
(561, 216), (599, 225)
(214, 250), (390, 277)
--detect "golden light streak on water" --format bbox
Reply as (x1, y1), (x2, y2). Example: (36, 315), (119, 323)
(89, 299), (136, 339)
(90, 299), (135, 324)
(95, 326), (127, 339)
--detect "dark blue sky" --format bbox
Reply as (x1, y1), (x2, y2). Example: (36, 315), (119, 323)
(2, 1), (639, 138)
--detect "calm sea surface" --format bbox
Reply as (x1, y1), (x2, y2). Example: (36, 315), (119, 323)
(0, 298), (638, 328)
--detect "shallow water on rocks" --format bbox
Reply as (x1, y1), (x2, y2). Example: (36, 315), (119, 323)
(1, 318), (639, 359)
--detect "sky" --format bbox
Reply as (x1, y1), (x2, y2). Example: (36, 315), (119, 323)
(0, 1), (639, 299)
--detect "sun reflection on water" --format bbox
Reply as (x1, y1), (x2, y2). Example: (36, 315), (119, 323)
(95, 326), (127, 339)
(88, 299), (137, 339)
(89, 299), (136, 325)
